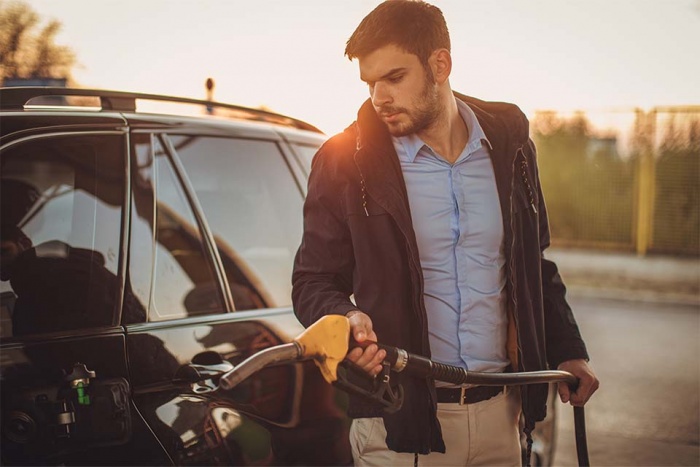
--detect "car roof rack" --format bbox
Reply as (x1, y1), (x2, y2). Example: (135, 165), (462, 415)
(0, 86), (323, 133)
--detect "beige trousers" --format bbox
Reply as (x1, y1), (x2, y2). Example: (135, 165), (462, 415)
(350, 387), (522, 466)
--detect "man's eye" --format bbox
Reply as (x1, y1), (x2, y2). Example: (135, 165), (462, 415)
(389, 75), (403, 83)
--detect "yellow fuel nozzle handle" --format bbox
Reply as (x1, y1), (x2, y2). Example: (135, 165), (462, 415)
(219, 315), (351, 390)
(295, 315), (351, 383)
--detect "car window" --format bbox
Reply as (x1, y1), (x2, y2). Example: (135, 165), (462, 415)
(167, 135), (304, 310)
(129, 134), (226, 322)
(0, 133), (124, 337)
(291, 143), (319, 176)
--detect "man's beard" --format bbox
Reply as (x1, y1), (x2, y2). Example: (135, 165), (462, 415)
(380, 73), (441, 137)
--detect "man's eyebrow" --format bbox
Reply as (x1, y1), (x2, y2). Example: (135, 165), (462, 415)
(360, 67), (406, 84)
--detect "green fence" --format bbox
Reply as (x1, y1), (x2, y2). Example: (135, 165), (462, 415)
(533, 107), (700, 257)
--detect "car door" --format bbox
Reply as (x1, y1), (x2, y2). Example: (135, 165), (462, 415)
(125, 129), (350, 466)
(0, 128), (169, 465)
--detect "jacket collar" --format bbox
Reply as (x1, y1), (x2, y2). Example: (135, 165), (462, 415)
(353, 100), (412, 215)
(355, 98), (393, 153)
(353, 99), (420, 279)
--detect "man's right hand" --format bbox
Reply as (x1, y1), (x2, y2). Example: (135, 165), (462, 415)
(345, 310), (386, 377)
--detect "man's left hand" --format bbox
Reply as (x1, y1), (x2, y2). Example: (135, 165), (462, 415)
(557, 359), (599, 406)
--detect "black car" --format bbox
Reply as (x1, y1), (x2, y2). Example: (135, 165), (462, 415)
(0, 87), (348, 465)
(0, 87), (557, 466)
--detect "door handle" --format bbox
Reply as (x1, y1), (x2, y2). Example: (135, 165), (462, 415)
(174, 351), (234, 384)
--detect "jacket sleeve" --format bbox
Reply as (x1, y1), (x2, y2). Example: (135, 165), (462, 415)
(292, 142), (358, 328)
(529, 138), (590, 369)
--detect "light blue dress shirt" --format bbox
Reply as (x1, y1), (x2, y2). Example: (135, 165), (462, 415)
(393, 100), (509, 373)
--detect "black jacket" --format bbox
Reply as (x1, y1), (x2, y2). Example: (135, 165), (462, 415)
(292, 93), (589, 454)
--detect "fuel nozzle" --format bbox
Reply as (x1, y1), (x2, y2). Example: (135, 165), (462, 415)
(65, 363), (96, 406)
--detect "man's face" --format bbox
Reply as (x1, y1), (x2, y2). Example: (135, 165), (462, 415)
(359, 43), (440, 137)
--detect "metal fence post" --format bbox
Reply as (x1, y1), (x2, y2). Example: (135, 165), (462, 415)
(634, 110), (657, 256)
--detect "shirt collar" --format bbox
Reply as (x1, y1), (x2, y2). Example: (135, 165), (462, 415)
(456, 99), (493, 153)
(395, 132), (425, 163)
(393, 99), (493, 164)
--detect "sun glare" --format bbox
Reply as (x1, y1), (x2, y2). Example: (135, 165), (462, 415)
(16, 0), (700, 135)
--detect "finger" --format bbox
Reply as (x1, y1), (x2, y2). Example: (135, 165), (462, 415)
(348, 313), (373, 343)
(558, 381), (571, 404)
(576, 379), (591, 405)
(367, 347), (387, 376)
(356, 345), (387, 376)
(571, 377), (599, 406)
(354, 327), (368, 342)
(354, 344), (380, 369)
(567, 376), (590, 406)
(569, 387), (588, 406)
(346, 346), (364, 364)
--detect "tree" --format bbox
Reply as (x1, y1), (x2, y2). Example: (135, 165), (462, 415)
(653, 113), (700, 255)
(532, 111), (635, 246)
(0, 0), (76, 83)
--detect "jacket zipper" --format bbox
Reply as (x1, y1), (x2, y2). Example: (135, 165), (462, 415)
(354, 135), (370, 217)
(519, 148), (537, 214)
(509, 145), (526, 371)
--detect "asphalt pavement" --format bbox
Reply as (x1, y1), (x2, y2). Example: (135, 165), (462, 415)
(550, 296), (700, 466)
(542, 247), (700, 466)
(546, 247), (700, 307)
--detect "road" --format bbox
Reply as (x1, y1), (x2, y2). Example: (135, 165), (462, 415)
(552, 295), (700, 466)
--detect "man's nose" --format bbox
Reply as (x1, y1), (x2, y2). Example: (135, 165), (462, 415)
(370, 82), (391, 107)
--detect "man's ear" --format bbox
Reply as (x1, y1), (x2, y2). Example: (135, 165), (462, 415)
(429, 48), (452, 85)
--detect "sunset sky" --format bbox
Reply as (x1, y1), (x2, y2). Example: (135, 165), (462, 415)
(22, 0), (700, 135)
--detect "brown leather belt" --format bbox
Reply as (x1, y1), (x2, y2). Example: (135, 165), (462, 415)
(435, 385), (504, 405)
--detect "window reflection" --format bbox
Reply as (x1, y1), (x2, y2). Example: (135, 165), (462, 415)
(129, 134), (225, 322)
(168, 135), (306, 310)
(0, 134), (126, 336)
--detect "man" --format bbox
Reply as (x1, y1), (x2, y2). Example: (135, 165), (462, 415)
(0, 179), (144, 335)
(1, 179), (39, 283)
(292, 1), (599, 465)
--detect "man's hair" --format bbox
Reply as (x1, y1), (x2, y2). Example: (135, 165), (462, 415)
(345, 0), (451, 67)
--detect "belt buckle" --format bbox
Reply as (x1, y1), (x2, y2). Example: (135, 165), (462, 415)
(459, 386), (467, 405)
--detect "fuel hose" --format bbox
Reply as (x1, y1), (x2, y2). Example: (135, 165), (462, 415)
(369, 342), (590, 467)
(219, 315), (590, 467)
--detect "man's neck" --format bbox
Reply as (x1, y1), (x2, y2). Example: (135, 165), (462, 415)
(417, 95), (468, 164)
